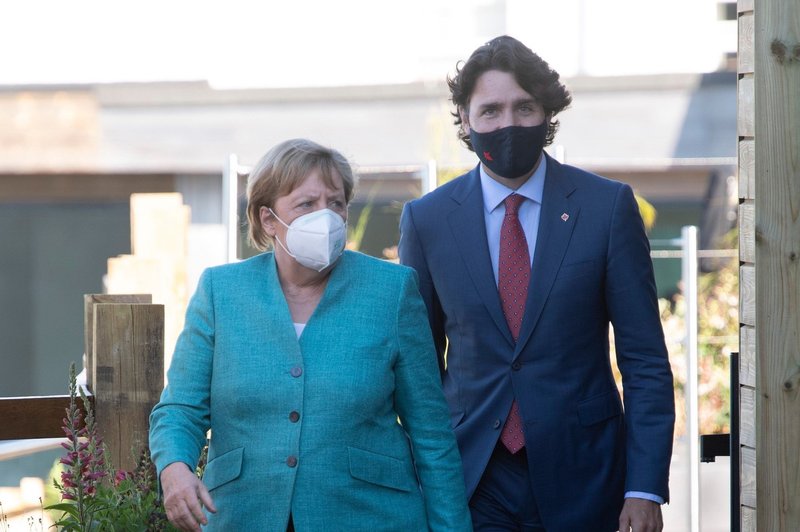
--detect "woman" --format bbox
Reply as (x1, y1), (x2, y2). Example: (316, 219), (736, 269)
(149, 138), (472, 531)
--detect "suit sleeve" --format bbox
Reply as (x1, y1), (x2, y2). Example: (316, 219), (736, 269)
(398, 201), (447, 375)
(605, 184), (675, 501)
(393, 270), (472, 531)
(149, 268), (215, 477)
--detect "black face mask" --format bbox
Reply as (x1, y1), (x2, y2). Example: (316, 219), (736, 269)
(469, 123), (548, 179)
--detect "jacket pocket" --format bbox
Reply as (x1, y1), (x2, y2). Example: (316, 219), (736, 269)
(202, 447), (244, 491)
(348, 446), (414, 492)
(577, 391), (623, 426)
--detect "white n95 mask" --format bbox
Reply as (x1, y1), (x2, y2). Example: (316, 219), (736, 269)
(270, 208), (347, 272)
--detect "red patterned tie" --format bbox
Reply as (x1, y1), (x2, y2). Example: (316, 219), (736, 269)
(498, 194), (529, 454)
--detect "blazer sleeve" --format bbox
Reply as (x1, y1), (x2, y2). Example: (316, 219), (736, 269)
(392, 270), (472, 531)
(398, 202), (447, 375)
(605, 184), (675, 501)
(149, 268), (215, 477)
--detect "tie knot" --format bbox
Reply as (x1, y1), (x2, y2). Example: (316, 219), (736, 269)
(504, 194), (525, 216)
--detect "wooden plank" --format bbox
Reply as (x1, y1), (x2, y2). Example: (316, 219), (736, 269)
(738, 139), (755, 200)
(737, 6), (755, 530)
(108, 192), (191, 376)
(740, 264), (755, 326)
(741, 445), (756, 508)
(741, 505), (756, 532)
(105, 255), (186, 375)
(93, 303), (164, 471)
(740, 385), (756, 448)
(754, 0), (800, 526)
(738, 0), (753, 14)
(0, 395), (92, 440)
(740, 325), (756, 387)
(738, 76), (754, 138)
(84, 294), (151, 392)
(738, 13), (754, 74)
(739, 201), (755, 263)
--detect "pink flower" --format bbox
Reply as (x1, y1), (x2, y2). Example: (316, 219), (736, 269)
(60, 471), (76, 488)
(114, 470), (129, 486)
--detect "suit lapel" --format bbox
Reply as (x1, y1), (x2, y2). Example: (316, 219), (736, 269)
(515, 156), (580, 355)
(448, 167), (515, 347)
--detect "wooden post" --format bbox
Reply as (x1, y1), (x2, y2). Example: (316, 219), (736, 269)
(92, 303), (164, 472)
(105, 193), (191, 380)
(754, 0), (800, 528)
(84, 294), (151, 391)
(737, 0), (756, 529)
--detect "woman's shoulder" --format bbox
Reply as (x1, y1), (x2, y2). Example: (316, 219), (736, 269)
(200, 253), (275, 284)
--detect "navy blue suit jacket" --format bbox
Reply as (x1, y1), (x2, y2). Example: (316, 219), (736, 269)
(399, 154), (675, 530)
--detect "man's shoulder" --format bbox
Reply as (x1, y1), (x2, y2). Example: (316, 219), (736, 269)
(546, 160), (631, 208)
(554, 159), (626, 192)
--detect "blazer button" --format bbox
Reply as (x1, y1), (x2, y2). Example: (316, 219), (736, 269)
(493, 419), (501, 429)
(289, 411), (300, 423)
(286, 456), (297, 468)
(512, 361), (522, 371)
(290, 366), (303, 378)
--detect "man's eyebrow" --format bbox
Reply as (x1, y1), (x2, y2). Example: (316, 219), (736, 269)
(474, 101), (501, 110)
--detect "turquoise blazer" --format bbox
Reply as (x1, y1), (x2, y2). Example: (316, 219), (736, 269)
(149, 251), (472, 531)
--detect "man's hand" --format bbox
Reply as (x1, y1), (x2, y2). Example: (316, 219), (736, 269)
(618, 497), (663, 532)
(161, 462), (217, 532)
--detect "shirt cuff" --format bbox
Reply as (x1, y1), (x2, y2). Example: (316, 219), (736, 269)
(625, 491), (665, 505)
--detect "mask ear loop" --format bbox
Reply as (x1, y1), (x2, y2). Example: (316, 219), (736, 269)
(268, 208), (297, 259)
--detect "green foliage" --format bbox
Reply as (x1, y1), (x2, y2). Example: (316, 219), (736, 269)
(634, 193), (657, 232)
(611, 230), (738, 437)
(347, 202), (373, 252)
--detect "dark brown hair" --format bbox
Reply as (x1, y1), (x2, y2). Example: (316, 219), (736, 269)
(448, 35), (572, 151)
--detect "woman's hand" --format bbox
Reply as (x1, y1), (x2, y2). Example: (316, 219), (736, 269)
(161, 462), (217, 531)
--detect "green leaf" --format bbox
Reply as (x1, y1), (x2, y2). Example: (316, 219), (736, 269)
(45, 502), (81, 518)
(52, 517), (81, 531)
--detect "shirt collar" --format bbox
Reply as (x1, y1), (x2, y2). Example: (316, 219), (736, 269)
(480, 154), (547, 214)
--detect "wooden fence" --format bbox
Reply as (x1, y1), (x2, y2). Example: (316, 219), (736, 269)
(0, 294), (164, 472)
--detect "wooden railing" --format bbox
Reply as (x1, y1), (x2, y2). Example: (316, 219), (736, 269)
(0, 294), (164, 472)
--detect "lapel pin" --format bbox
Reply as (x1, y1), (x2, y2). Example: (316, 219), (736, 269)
(561, 213), (569, 222)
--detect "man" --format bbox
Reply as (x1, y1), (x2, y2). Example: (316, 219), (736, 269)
(399, 35), (675, 531)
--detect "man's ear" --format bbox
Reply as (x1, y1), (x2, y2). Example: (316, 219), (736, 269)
(260, 206), (276, 237)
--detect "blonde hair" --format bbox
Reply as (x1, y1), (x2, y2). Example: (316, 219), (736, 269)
(246, 138), (356, 251)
